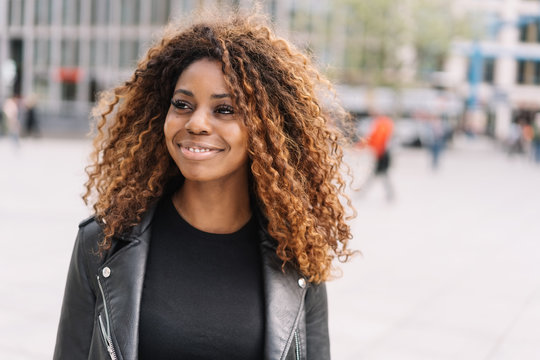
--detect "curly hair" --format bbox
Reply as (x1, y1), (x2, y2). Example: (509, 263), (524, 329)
(84, 11), (355, 283)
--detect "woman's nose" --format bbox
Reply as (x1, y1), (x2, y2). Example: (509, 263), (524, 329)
(185, 108), (211, 135)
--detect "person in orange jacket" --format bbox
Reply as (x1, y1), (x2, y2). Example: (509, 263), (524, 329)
(356, 112), (395, 201)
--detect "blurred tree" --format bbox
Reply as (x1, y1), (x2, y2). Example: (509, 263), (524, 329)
(411, 0), (472, 81)
(328, 0), (472, 87)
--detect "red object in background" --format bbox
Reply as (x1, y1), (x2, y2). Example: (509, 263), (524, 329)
(367, 115), (394, 158)
(57, 67), (81, 83)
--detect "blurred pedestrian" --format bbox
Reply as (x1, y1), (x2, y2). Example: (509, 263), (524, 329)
(357, 111), (395, 201)
(2, 95), (20, 146)
(522, 119), (534, 159)
(424, 114), (447, 170)
(23, 94), (40, 137)
(54, 9), (354, 360)
(507, 120), (523, 156)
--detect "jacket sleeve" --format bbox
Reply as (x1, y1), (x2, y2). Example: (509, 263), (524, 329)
(53, 225), (97, 360)
(305, 282), (330, 359)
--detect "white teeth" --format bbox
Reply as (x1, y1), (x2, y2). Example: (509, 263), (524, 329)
(187, 147), (210, 153)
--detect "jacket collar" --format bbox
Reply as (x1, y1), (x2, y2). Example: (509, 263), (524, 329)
(99, 204), (307, 360)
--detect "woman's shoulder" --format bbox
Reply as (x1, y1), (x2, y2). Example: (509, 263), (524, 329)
(75, 214), (137, 261)
(78, 215), (97, 228)
(77, 215), (104, 246)
(73, 216), (109, 268)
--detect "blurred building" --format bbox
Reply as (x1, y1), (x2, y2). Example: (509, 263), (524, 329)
(1, 0), (337, 135)
(7, 0), (537, 140)
(447, 0), (540, 139)
(2, 0), (189, 133)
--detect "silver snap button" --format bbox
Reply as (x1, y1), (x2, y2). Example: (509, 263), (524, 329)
(102, 267), (111, 278)
(298, 278), (306, 288)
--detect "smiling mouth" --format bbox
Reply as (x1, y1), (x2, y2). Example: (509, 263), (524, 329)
(178, 143), (223, 159)
(185, 146), (213, 153)
(180, 145), (222, 152)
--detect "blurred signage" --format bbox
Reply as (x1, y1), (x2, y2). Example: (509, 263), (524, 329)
(56, 67), (82, 83)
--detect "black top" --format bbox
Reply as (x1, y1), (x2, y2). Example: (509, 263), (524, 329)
(138, 197), (265, 360)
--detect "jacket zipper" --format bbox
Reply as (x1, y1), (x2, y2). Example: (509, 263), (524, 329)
(97, 275), (118, 360)
(294, 329), (300, 360)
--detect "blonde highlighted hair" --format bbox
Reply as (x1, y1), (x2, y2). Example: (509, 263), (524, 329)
(84, 11), (354, 283)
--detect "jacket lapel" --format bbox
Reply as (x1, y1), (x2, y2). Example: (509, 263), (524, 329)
(97, 208), (155, 360)
(260, 230), (307, 360)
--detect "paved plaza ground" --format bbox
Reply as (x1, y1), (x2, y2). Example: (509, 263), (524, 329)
(1, 135), (539, 359)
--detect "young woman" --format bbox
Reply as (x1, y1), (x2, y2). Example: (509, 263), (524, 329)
(54, 12), (353, 360)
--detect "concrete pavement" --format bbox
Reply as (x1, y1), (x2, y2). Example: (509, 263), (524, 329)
(1, 136), (539, 359)
(330, 137), (540, 359)
(0, 138), (91, 359)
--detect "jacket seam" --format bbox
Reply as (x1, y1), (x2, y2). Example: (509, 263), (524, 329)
(79, 225), (97, 297)
(100, 272), (122, 360)
(97, 314), (109, 351)
(280, 287), (308, 360)
(298, 327), (304, 360)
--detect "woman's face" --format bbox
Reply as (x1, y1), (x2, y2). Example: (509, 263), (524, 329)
(164, 58), (249, 185)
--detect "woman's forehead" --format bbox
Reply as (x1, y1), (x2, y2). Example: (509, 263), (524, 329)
(174, 59), (229, 93)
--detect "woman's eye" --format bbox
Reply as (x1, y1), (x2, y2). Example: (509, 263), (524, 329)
(216, 105), (234, 115)
(171, 99), (190, 110)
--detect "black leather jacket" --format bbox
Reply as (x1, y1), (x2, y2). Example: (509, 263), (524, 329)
(53, 205), (330, 360)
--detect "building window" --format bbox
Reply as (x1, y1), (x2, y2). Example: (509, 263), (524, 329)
(119, 40), (139, 68)
(33, 74), (49, 100)
(89, 40), (96, 67)
(151, 0), (171, 25)
(268, 0), (278, 22)
(8, 0), (25, 26)
(90, 39), (111, 67)
(517, 60), (540, 85)
(467, 58), (495, 84)
(33, 39), (51, 68)
(34, 0), (52, 25)
(62, 0), (81, 26)
(91, 0), (111, 25)
(483, 58), (494, 84)
(61, 82), (77, 101)
(121, 0), (140, 25)
(519, 17), (540, 43)
(484, 13), (501, 41)
(61, 40), (79, 67)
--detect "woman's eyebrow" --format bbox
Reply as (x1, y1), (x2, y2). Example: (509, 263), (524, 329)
(173, 89), (193, 97)
(172, 89), (230, 99)
(211, 93), (231, 99)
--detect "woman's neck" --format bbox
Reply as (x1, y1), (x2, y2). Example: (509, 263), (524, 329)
(172, 178), (252, 234)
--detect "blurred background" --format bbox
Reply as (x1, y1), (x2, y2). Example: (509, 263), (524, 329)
(1, 0), (539, 359)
